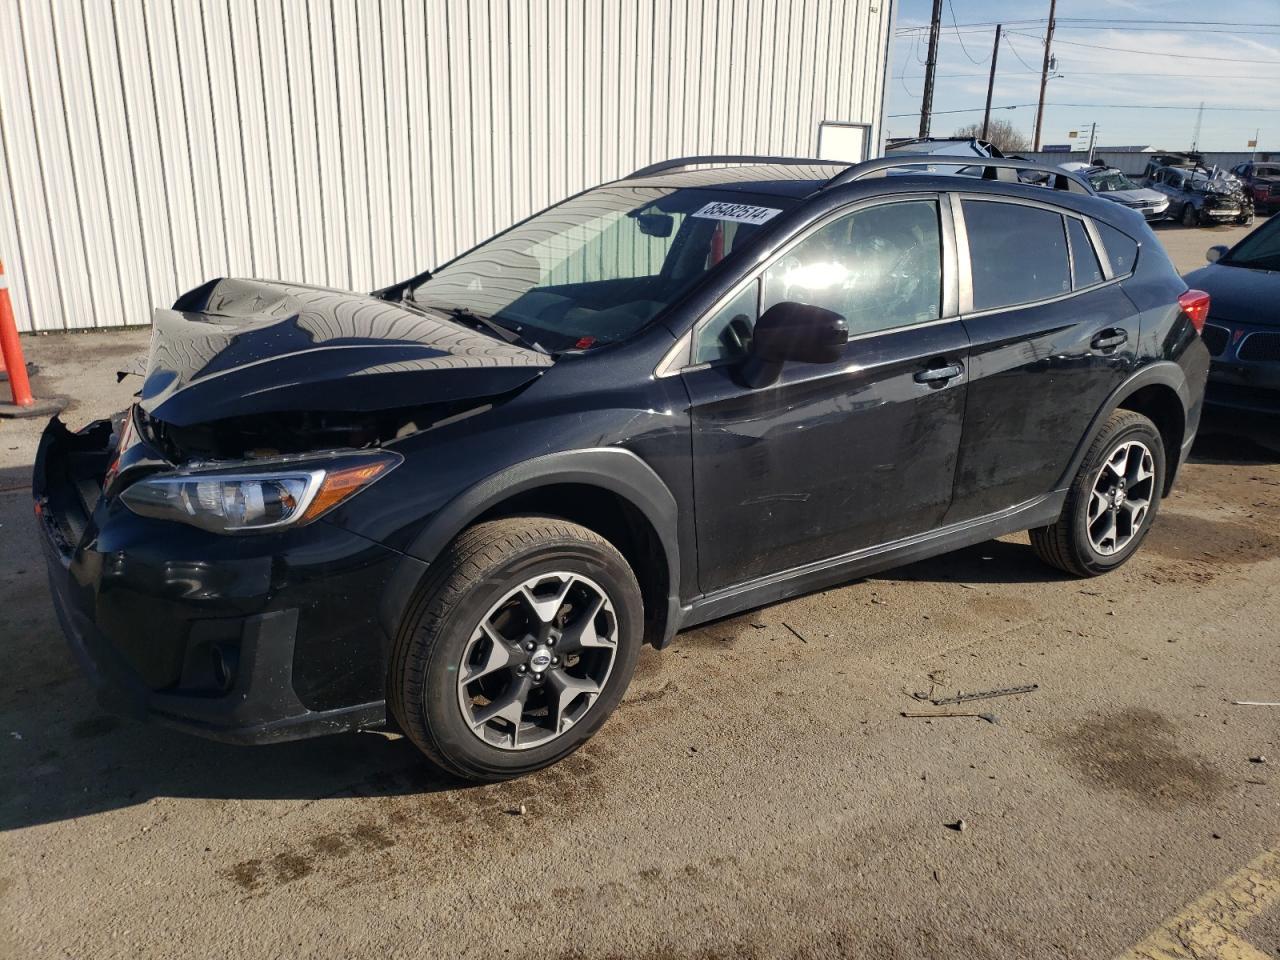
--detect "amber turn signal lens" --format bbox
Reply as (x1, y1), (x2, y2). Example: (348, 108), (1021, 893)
(300, 460), (396, 522)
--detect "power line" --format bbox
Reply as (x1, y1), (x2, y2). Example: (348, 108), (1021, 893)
(900, 70), (1280, 81)
(899, 17), (1280, 31)
(946, 0), (988, 64)
(1002, 32), (1041, 73)
(1007, 31), (1280, 64)
(888, 102), (1280, 119)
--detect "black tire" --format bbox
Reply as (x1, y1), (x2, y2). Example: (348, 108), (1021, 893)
(1181, 204), (1198, 227)
(1030, 410), (1166, 577)
(389, 516), (643, 781)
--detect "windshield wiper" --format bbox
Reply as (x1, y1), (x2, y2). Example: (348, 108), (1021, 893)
(426, 305), (547, 354)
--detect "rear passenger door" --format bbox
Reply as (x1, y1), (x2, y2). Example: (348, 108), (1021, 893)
(944, 195), (1141, 523)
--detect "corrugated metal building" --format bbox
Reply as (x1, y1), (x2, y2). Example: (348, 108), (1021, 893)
(0, 0), (895, 333)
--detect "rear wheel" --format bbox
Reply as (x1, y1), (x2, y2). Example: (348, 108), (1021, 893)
(1030, 410), (1165, 577)
(389, 516), (643, 781)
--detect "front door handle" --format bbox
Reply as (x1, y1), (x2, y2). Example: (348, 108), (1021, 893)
(1091, 329), (1129, 351)
(914, 363), (964, 384)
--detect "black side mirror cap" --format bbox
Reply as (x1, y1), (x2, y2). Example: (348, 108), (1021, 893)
(740, 301), (848, 388)
(1206, 244), (1228, 263)
(752, 301), (848, 364)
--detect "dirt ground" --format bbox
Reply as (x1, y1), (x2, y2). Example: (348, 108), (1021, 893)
(1, 219), (1277, 959)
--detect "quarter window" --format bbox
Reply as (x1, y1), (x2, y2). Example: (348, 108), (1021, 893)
(962, 200), (1071, 311)
(1066, 217), (1104, 288)
(691, 199), (944, 363)
(1096, 222), (1140, 276)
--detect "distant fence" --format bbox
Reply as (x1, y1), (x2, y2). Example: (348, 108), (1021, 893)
(1019, 151), (1279, 177)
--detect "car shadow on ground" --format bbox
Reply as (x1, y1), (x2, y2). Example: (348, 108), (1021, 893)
(1189, 423), (1280, 465)
(0, 701), (472, 831)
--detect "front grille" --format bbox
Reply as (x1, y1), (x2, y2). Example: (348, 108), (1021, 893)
(1238, 331), (1280, 362)
(1201, 323), (1230, 357)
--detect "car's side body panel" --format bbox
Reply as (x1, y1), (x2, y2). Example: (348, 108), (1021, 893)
(681, 318), (970, 592)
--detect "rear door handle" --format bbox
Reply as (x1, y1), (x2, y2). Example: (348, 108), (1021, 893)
(1091, 329), (1129, 351)
(914, 363), (964, 384)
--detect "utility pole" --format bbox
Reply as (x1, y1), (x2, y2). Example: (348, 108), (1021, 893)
(1032, 0), (1056, 151)
(981, 24), (1003, 142)
(1085, 122), (1097, 162)
(1191, 102), (1205, 152)
(918, 0), (944, 138)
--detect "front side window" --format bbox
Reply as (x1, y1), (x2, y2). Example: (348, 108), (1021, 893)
(407, 186), (794, 350)
(691, 200), (944, 364)
(1221, 215), (1280, 270)
(962, 200), (1070, 311)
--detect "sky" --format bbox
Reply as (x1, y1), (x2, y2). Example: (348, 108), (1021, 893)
(885, 0), (1280, 152)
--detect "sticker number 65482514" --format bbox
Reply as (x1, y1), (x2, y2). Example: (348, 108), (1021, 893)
(691, 201), (783, 226)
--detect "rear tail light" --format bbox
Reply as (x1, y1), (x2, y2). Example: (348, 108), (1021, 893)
(1178, 289), (1210, 333)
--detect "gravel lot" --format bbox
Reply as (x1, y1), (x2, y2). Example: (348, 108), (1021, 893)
(1, 219), (1277, 959)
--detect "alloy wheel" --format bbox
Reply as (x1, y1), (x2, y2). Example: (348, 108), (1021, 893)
(1087, 440), (1156, 556)
(457, 572), (618, 750)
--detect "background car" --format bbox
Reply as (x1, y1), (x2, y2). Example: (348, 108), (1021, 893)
(1230, 161), (1280, 214)
(1143, 156), (1254, 227)
(1062, 162), (1170, 221)
(1183, 215), (1280, 422)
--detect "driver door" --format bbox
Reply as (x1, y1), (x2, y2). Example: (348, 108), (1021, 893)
(678, 196), (970, 594)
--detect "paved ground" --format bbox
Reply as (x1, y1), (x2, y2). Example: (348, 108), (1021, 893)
(1, 219), (1277, 959)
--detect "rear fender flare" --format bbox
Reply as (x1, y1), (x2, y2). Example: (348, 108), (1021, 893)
(1054, 361), (1191, 493)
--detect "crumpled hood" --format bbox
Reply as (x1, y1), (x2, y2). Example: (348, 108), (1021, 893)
(138, 278), (553, 426)
(1183, 263), (1280, 328)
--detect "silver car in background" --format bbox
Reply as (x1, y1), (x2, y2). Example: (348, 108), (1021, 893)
(1062, 163), (1170, 221)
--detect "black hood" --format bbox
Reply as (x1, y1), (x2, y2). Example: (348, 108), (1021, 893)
(1184, 263), (1280, 328)
(138, 278), (553, 426)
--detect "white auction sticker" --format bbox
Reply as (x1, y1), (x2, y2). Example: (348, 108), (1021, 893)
(691, 201), (783, 226)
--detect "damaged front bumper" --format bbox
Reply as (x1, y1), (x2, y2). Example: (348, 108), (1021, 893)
(34, 417), (422, 744)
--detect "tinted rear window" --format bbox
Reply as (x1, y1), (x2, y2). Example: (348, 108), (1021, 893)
(963, 200), (1070, 311)
(1066, 217), (1104, 288)
(1096, 222), (1139, 275)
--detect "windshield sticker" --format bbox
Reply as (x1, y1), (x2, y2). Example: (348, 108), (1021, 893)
(691, 201), (783, 226)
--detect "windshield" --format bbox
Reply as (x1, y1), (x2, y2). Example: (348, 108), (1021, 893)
(406, 185), (796, 350)
(1089, 171), (1139, 192)
(1223, 217), (1280, 270)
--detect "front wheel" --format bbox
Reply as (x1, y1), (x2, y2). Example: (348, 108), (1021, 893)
(1030, 410), (1166, 577)
(389, 516), (643, 781)
(1181, 204), (1199, 227)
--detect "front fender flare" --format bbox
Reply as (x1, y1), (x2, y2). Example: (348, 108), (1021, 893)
(379, 447), (682, 651)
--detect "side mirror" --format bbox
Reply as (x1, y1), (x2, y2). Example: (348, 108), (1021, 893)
(1206, 244), (1228, 264)
(740, 301), (848, 388)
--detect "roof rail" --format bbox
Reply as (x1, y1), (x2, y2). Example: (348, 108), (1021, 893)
(627, 155), (835, 179)
(825, 156), (1093, 194)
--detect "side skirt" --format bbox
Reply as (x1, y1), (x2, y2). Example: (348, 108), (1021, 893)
(676, 492), (1066, 630)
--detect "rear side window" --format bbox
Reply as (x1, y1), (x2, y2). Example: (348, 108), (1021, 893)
(1096, 222), (1140, 276)
(962, 200), (1070, 311)
(1066, 217), (1104, 288)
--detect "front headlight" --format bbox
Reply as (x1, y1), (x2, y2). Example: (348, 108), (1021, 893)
(120, 451), (400, 533)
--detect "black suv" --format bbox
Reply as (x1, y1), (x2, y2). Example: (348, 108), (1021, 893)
(36, 156), (1209, 781)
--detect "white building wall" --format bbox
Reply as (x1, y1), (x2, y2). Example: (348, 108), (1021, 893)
(0, 0), (895, 333)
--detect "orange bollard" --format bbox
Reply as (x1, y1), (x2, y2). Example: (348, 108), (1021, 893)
(0, 260), (66, 418)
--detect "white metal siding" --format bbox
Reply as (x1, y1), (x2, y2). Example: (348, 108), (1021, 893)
(0, 0), (894, 332)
